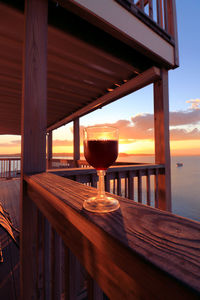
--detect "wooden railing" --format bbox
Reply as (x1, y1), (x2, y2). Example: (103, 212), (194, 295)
(23, 172), (200, 299)
(51, 164), (164, 208)
(0, 158), (21, 178)
(116, 0), (178, 46)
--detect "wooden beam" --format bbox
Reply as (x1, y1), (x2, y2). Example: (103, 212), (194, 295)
(20, 0), (48, 299)
(73, 118), (80, 163)
(25, 172), (200, 299)
(47, 66), (161, 131)
(154, 69), (171, 211)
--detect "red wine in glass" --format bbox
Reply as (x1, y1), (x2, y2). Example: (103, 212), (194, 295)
(83, 126), (120, 213)
(84, 140), (118, 170)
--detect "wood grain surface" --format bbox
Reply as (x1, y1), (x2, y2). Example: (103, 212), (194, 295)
(25, 172), (200, 299)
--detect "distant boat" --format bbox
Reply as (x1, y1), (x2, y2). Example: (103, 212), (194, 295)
(176, 162), (183, 167)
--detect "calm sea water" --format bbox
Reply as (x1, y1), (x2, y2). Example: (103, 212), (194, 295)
(118, 155), (200, 223)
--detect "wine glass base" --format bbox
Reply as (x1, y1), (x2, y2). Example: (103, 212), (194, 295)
(83, 195), (120, 213)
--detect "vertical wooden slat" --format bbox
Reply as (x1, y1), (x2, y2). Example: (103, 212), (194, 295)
(51, 228), (56, 299)
(128, 171), (134, 200)
(146, 169), (151, 206)
(117, 172), (121, 196)
(44, 218), (51, 300)
(105, 173), (110, 193)
(125, 177), (128, 198)
(149, 0), (153, 19)
(113, 178), (116, 194)
(138, 170), (142, 203)
(154, 69), (171, 211)
(36, 210), (45, 300)
(54, 232), (62, 299)
(87, 275), (104, 300)
(154, 169), (159, 208)
(73, 118), (80, 166)
(140, 0), (144, 11)
(91, 174), (97, 188)
(47, 131), (53, 169)
(163, 0), (168, 32)
(64, 247), (81, 300)
(156, 0), (163, 27)
(20, 1), (48, 299)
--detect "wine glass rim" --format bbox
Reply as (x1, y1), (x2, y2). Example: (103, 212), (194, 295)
(84, 125), (118, 131)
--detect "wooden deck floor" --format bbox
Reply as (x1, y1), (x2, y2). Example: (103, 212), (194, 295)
(0, 178), (20, 300)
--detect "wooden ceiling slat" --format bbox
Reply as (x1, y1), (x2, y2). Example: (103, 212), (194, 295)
(48, 53), (119, 83)
(48, 45), (135, 80)
(49, 26), (140, 74)
(48, 74), (104, 95)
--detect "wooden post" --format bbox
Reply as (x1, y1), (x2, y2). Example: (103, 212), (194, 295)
(47, 131), (53, 169)
(21, 0), (48, 299)
(154, 69), (171, 211)
(73, 118), (80, 165)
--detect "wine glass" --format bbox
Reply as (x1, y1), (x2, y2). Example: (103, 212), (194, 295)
(83, 126), (120, 213)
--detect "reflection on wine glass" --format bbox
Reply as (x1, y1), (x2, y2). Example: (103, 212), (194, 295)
(83, 126), (120, 213)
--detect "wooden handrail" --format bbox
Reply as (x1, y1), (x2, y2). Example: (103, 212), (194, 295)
(24, 172), (200, 299)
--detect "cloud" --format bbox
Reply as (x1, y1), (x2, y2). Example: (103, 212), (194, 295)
(0, 140), (21, 147)
(170, 128), (200, 140)
(170, 109), (200, 126)
(53, 139), (73, 146)
(80, 107), (200, 141)
(186, 98), (200, 110)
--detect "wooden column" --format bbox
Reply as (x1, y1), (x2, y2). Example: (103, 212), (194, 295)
(47, 131), (53, 169)
(73, 118), (80, 164)
(154, 69), (171, 211)
(21, 0), (48, 299)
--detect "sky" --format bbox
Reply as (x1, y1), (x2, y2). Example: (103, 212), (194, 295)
(0, 1), (200, 156)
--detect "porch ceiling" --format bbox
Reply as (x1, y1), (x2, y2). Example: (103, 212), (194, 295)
(0, 1), (153, 135)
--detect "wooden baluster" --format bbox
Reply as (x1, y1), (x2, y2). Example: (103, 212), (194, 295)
(36, 210), (45, 299)
(105, 172), (110, 193)
(51, 228), (55, 299)
(149, 0), (153, 19)
(138, 170), (142, 203)
(154, 168), (159, 208)
(54, 232), (62, 299)
(125, 177), (128, 198)
(64, 247), (81, 299)
(146, 169), (151, 206)
(140, 0), (144, 11)
(128, 171), (134, 200)
(163, 0), (168, 32)
(117, 173), (122, 196)
(87, 275), (104, 300)
(9, 159), (11, 178)
(113, 178), (116, 194)
(91, 174), (97, 188)
(156, 0), (163, 27)
(44, 218), (51, 300)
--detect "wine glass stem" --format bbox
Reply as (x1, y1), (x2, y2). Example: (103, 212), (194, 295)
(97, 170), (106, 198)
